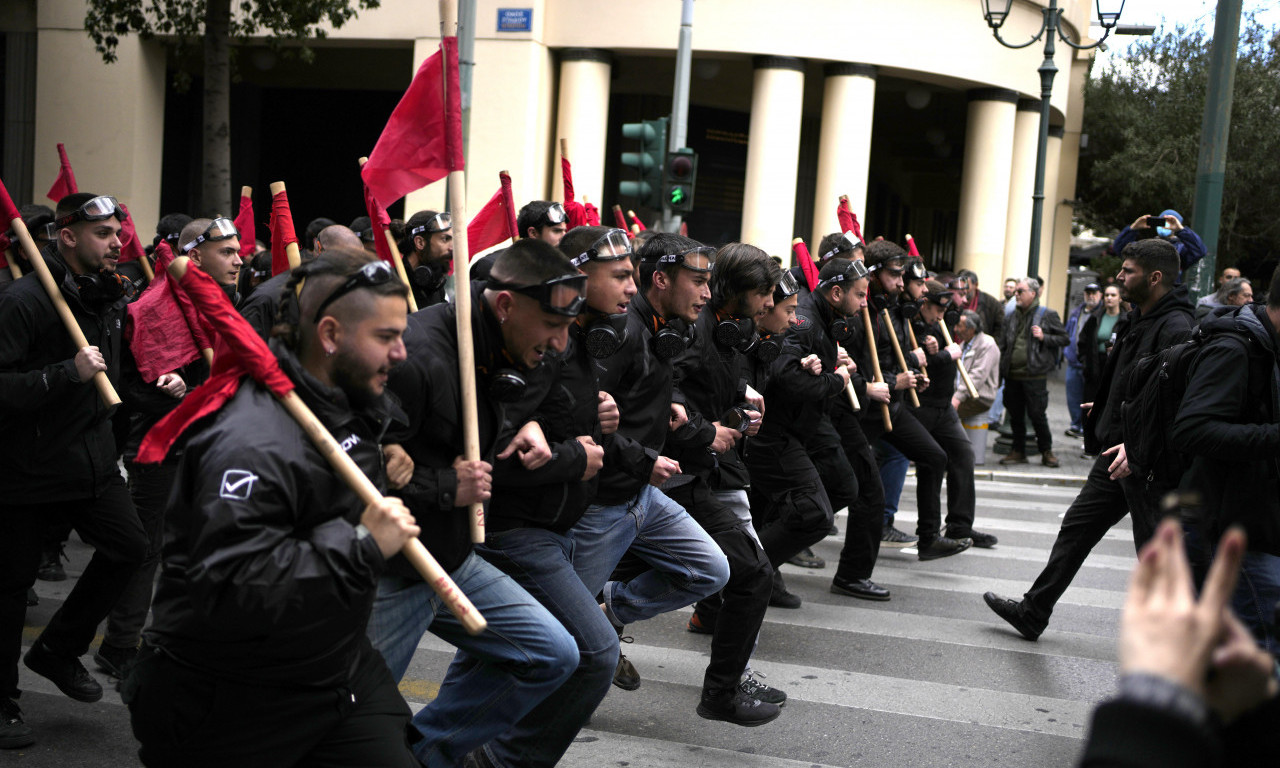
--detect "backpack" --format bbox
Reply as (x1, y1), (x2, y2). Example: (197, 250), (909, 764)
(1120, 327), (1250, 487)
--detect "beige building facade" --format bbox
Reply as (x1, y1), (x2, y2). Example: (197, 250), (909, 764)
(1, 0), (1101, 313)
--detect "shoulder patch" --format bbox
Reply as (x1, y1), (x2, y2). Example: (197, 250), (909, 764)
(219, 469), (259, 501)
(794, 314), (813, 331)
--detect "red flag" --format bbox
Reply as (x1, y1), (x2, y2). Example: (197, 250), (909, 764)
(905, 234), (920, 258)
(361, 37), (464, 210)
(584, 202), (601, 227)
(136, 263), (295, 464)
(628, 211), (646, 232)
(46, 144), (79, 203)
(0, 233), (10, 271)
(465, 172), (519, 254)
(1, 177), (21, 226)
(612, 205), (627, 231)
(362, 179), (395, 265)
(500, 170), (518, 241)
(233, 193), (256, 262)
(560, 154), (589, 228)
(837, 197), (857, 239)
(116, 204), (147, 265)
(793, 239), (819, 292)
(126, 242), (214, 383)
(270, 189), (298, 276)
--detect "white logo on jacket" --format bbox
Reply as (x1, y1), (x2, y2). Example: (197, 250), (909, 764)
(219, 469), (259, 500)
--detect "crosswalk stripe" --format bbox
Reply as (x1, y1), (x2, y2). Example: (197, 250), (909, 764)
(890, 510), (1135, 543)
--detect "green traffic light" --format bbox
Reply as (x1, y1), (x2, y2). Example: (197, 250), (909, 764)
(670, 187), (685, 205)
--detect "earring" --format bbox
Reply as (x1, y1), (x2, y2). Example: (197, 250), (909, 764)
(325, 347), (334, 356)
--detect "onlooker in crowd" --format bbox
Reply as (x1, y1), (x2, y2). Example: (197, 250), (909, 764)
(1194, 265), (1241, 315)
(1080, 284), (1123, 405)
(1064, 283), (1102, 438)
(1003, 278), (1018, 303)
(1194, 277), (1252, 321)
(997, 277), (1068, 467)
(950, 269), (1005, 343)
(1111, 210), (1207, 276)
(951, 310), (1000, 423)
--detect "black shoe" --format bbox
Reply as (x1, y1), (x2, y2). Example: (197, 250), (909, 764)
(696, 687), (782, 727)
(769, 571), (801, 609)
(786, 547), (825, 569)
(25, 588), (37, 607)
(36, 545), (67, 582)
(881, 525), (918, 548)
(93, 644), (138, 679)
(1, 698), (35, 750)
(738, 672), (787, 707)
(983, 592), (1045, 641)
(830, 575), (891, 601)
(947, 528), (998, 548)
(828, 523), (839, 536)
(1064, 427), (1084, 438)
(462, 747), (497, 768)
(612, 635), (640, 691)
(23, 641), (102, 703)
(917, 536), (972, 561)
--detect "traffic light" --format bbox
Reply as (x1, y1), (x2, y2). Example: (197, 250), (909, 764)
(663, 149), (698, 213)
(619, 117), (668, 209)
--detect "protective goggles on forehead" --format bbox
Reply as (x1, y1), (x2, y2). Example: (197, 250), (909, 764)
(904, 259), (927, 282)
(409, 212), (452, 238)
(924, 288), (954, 306)
(821, 232), (863, 262)
(313, 260), (396, 323)
(355, 227), (375, 242)
(487, 272), (588, 317)
(53, 195), (126, 230)
(570, 228), (632, 267)
(544, 202), (568, 225)
(649, 245), (716, 273)
(179, 217), (239, 254)
(816, 258), (870, 290)
(774, 270), (800, 300)
(868, 257), (906, 277)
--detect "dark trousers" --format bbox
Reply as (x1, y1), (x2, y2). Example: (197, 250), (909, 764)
(105, 462), (178, 650)
(1023, 453), (1158, 623)
(812, 413), (884, 582)
(746, 434), (834, 568)
(913, 404), (977, 535)
(858, 402), (948, 541)
(663, 478), (771, 693)
(1, 476), (146, 699)
(124, 643), (417, 768)
(1004, 377), (1053, 454)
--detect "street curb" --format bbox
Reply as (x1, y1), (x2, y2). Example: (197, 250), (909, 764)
(974, 470), (1087, 488)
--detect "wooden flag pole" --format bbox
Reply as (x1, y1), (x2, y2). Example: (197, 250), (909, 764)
(358, 157), (418, 313)
(241, 185), (253, 201)
(7, 217), (120, 409)
(939, 321), (980, 400)
(268, 181), (302, 271)
(844, 374), (861, 413)
(904, 321), (927, 392)
(5, 247), (21, 279)
(882, 308), (919, 408)
(136, 249), (155, 282)
(441, 0), (484, 545)
(861, 307), (892, 433)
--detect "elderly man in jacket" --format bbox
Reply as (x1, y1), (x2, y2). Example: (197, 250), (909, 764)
(951, 310), (1000, 422)
(997, 277), (1069, 467)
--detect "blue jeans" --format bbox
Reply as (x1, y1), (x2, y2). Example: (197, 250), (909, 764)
(1234, 552), (1280, 655)
(367, 552), (578, 768)
(1065, 364), (1085, 431)
(571, 485), (729, 626)
(877, 441), (909, 526)
(474, 528), (619, 768)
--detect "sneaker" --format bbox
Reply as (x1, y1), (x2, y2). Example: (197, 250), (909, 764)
(36, 545), (67, 582)
(1041, 450), (1060, 468)
(1064, 427), (1084, 438)
(23, 641), (102, 703)
(696, 687), (782, 727)
(687, 612), (715, 635)
(612, 635), (640, 691)
(786, 547), (825, 569)
(1, 698), (35, 750)
(983, 592), (1046, 641)
(93, 644), (138, 679)
(738, 671), (787, 707)
(769, 571), (801, 609)
(881, 525), (918, 548)
(998, 451), (1028, 465)
(947, 529), (998, 548)
(917, 536), (972, 561)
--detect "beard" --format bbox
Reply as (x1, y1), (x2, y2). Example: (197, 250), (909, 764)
(331, 346), (383, 411)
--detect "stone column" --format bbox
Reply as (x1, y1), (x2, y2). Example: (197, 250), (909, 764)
(741, 56), (805, 257)
(954, 88), (1019, 293)
(1042, 127), (1068, 311)
(1002, 98), (1041, 283)
(810, 63), (877, 248)
(551, 48), (612, 208)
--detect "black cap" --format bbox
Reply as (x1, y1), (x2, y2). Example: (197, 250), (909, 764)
(1084, 283), (1101, 292)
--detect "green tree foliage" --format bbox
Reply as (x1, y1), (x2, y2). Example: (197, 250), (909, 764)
(1079, 15), (1280, 278)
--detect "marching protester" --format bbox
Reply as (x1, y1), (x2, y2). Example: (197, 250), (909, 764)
(240, 224), (362, 338)
(397, 209), (454, 309)
(1, 193), (147, 747)
(985, 239), (1193, 641)
(518, 200), (569, 246)
(375, 239), (582, 766)
(996, 276), (1069, 468)
(125, 248), (421, 766)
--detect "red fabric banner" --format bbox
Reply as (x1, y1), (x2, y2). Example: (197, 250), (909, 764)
(137, 263), (295, 464)
(116, 204), (147, 265)
(560, 155), (588, 228)
(362, 179), (394, 265)
(233, 194), (257, 261)
(467, 186), (512, 254)
(500, 171), (518, 241)
(126, 242), (214, 383)
(360, 37), (464, 211)
(837, 198), (856, 240)
(906, 235), (920, 257)
(270, 190), (298, 276)
(584, 202), (601, 227)
(45, 143), (79, 203)
(628, 211), (646, 232)
(793, 239), (819, 292)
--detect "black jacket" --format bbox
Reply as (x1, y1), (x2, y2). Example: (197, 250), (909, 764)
(385, 283), (508, 574)
(0, 248), (128, 503)
(1172, 303), (1280, 556)
(1085, 286), (1195, 455)
(912, 318), (958, 409)
(118, 341), (210, 463)
(1078, 306), (1124, 402)
(145, 344), (397, 688)
(240, 270), (291, 340)
(762, 294), (859, 445)
(997, 302), (1069, 379)
(1079, 694), (1278, 768)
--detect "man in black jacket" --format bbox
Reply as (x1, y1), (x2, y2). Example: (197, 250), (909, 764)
(374, 240), (581, 767)
(1172, 264), (1280, 653)
(986, 239), (1194, 641)
(125, 248), (421, 766)
(398, 210), (454, 309)
(997, 276), (1069, 467)
(0, 193), (147, 748)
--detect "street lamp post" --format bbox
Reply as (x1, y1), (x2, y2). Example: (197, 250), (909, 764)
(980, 0), (1126, 279)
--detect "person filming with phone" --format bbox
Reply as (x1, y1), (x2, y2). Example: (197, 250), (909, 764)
(1111, 209), (1206, 279)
